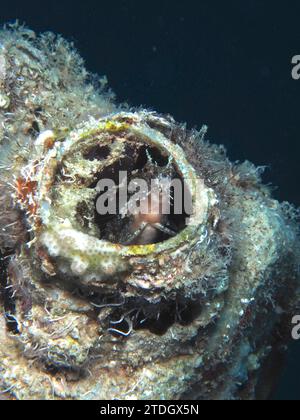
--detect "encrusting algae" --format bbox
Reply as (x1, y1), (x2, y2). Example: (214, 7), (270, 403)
(0, 23), (299, 400)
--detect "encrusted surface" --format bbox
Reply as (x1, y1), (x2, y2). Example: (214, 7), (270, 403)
(0, 24), (299, 400)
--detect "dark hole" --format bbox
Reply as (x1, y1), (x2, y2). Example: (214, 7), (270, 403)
(84, 145), (111, 161)
(45, 364), (60, 376)
(146, 146), (169, 167)
(92, 142), (190, 245)
(134, 145), (148, 169)
(45, 363), (86, 380)
(176, 300), (203, 326)
(34, 107), (43, 116)
(131, 298), (203, 336)
(93, 295), (203, 338)
(135, 308), (175, 336)
(27, 120), (40, 136)
(0, 250), (19, 334)
(89, 143), (143, 189)
(168, 180), (192, 232)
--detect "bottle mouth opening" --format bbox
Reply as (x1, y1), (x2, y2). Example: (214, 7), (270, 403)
(33, 114), (212, 282)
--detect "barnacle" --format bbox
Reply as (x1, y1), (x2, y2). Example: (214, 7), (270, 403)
(0, 24), (299, 400)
